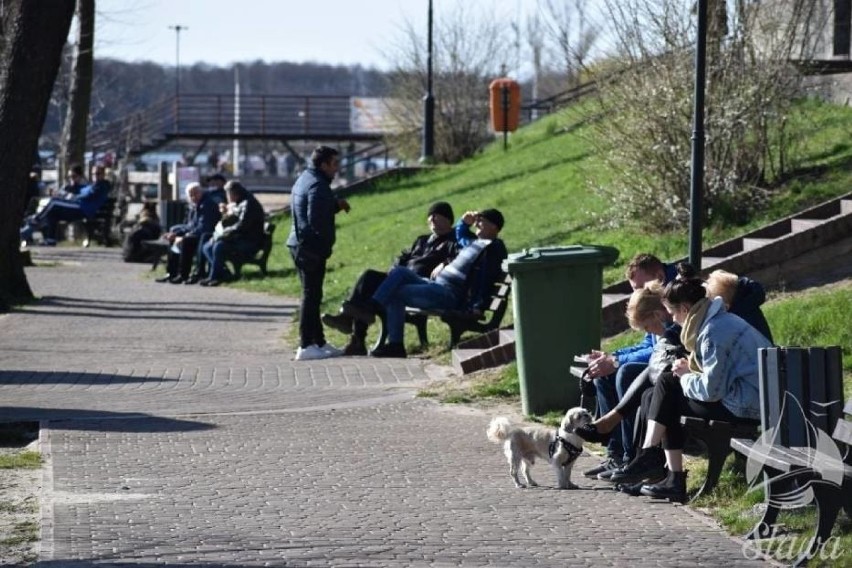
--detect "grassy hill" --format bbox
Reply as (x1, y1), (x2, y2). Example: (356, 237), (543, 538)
(235, 97), (852, 353)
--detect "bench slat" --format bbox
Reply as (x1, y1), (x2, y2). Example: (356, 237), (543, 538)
(833, 418), (852, 447)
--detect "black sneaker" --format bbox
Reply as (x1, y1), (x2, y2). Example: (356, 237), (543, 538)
(369, 342), (406, 358)
(342, 300), (377, 325)
(575, 423), (613, 444)
(583, 457), (620, 479)
(608, 447), (666, 484)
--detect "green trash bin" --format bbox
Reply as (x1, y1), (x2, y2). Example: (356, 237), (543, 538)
(504, 245), (619, 415)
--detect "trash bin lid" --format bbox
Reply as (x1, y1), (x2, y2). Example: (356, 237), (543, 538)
(503, 245), (619, 273)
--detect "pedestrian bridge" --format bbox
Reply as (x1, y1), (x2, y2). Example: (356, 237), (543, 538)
(89, 94), (392, 155)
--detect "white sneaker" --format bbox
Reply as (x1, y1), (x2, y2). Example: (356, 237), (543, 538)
(295, 345), (329, 361)
(319, 343), (344, 358)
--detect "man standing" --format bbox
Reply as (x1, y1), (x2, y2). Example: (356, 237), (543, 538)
(286, 146), (351, 361)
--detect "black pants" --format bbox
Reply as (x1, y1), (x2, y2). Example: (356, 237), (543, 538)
(347, 269), (388, 339)
(647, 372), (743, 450)
(614, 365), (654, 422)
(291, 248), (327, 348)
(166, 234), (199, 279)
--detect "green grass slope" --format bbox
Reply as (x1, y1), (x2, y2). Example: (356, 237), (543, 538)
(235, 98), (852, 351)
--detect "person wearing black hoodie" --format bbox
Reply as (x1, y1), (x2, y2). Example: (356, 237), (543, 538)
(705, 269), (774, 344)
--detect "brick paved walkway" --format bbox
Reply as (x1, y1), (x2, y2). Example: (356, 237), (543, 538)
(0, 248), (772, 567)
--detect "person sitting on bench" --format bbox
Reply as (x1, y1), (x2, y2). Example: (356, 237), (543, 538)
(21, 164), (110, 246)
(705, 269), (774, 344)
(155, 182), (221, 284)
(321, 201), (459, 356)
(613, 263), (772, 503)
(348, 208), (507, 358)
(578, 253), (677, 481)
(199, 181), (265, 287)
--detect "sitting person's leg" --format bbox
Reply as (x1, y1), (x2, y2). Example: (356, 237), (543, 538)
(39, 200), (85, 242)
(323, 269), (387, 338)
(202, 240), (228, 284)
(615, 362), (649, 462)
(178, 234), (200, 280)
(370, 280), (455, 358)
(191, 233), (214, 282)
(592, 374), (623, 465)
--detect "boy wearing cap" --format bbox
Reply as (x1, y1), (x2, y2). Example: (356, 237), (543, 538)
(359, 207), (508, 358)
(322, 202), (459, 355)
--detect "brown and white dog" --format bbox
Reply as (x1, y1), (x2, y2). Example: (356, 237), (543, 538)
(486, 407), (593, 489)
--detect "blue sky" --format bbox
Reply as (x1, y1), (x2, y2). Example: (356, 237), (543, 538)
(94, 0), (538, 70)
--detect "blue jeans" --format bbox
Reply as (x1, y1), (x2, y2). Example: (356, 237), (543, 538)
(372, 267), (461, 343)
(593, 362), (647, 461)
(202, 238), (258, 280)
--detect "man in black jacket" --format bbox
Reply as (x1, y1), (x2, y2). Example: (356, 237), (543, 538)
(322, 201), (459, 356)
(199, 181), (266, 287)
(286, 146), (351, 361)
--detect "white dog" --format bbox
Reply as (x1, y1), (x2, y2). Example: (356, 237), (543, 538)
(486, 407), (593, 489)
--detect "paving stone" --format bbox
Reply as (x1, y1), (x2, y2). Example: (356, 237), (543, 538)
(0, 248), (773, 566)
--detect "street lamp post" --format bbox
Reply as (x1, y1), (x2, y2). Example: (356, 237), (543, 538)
(420, 0), (434, 164)
(169, 24), (187, 131)
(689, 0), (707, 270)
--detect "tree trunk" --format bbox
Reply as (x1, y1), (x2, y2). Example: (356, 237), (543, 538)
(60, 0), (95, 174)
(0, 1), (75, 310)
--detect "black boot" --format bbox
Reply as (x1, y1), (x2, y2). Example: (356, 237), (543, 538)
(640, 469), (688, 503)
(369, 342), (406, 358)
(575, 423), (612, 444)
(322, 311), (354, 334)
(608, 447), (666, 484)
(342, 335), (367, 356)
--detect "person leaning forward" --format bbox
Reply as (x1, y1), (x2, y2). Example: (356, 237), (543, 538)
(286, 145), (351, 361)
(321, 201), (460, 356)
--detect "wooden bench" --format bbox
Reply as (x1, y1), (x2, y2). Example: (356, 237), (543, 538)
(81, 197), (118, 247)
(372, 273), (512, 350)
(730, 346), (846, 566)
(229, 221), (275, 278)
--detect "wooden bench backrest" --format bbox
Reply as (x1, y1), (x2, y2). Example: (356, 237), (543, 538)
(758, 346), (844, 447)
(484, 273), (512, 325)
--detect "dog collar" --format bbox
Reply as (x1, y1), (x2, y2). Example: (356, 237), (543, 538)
(548, 431), (583, 465)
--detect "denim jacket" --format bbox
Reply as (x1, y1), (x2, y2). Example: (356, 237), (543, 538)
(679, 297), (772, 420)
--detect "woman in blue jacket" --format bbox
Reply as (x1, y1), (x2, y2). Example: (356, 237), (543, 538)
(624, 264), (772, 503)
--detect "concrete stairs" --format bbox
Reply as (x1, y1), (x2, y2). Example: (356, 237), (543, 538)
(452, 191), (852, 375)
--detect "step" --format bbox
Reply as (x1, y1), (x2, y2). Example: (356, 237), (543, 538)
(499, 328), (515, 343)
(602, 293), (631, 306)
(452, 342), (516, 375)
(790, 218), (822, 232)
(701, 256), (727, 267)
(742, 237), (775, 252)
(842, 199), (852, 215)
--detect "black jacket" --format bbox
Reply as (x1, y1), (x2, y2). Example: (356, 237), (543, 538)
(286, 167), (340, 259)
(729, 276), (774, 344)
(395, 232), (459, 277)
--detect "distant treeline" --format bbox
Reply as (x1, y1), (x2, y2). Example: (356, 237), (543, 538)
(42, 57), (390, 145)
